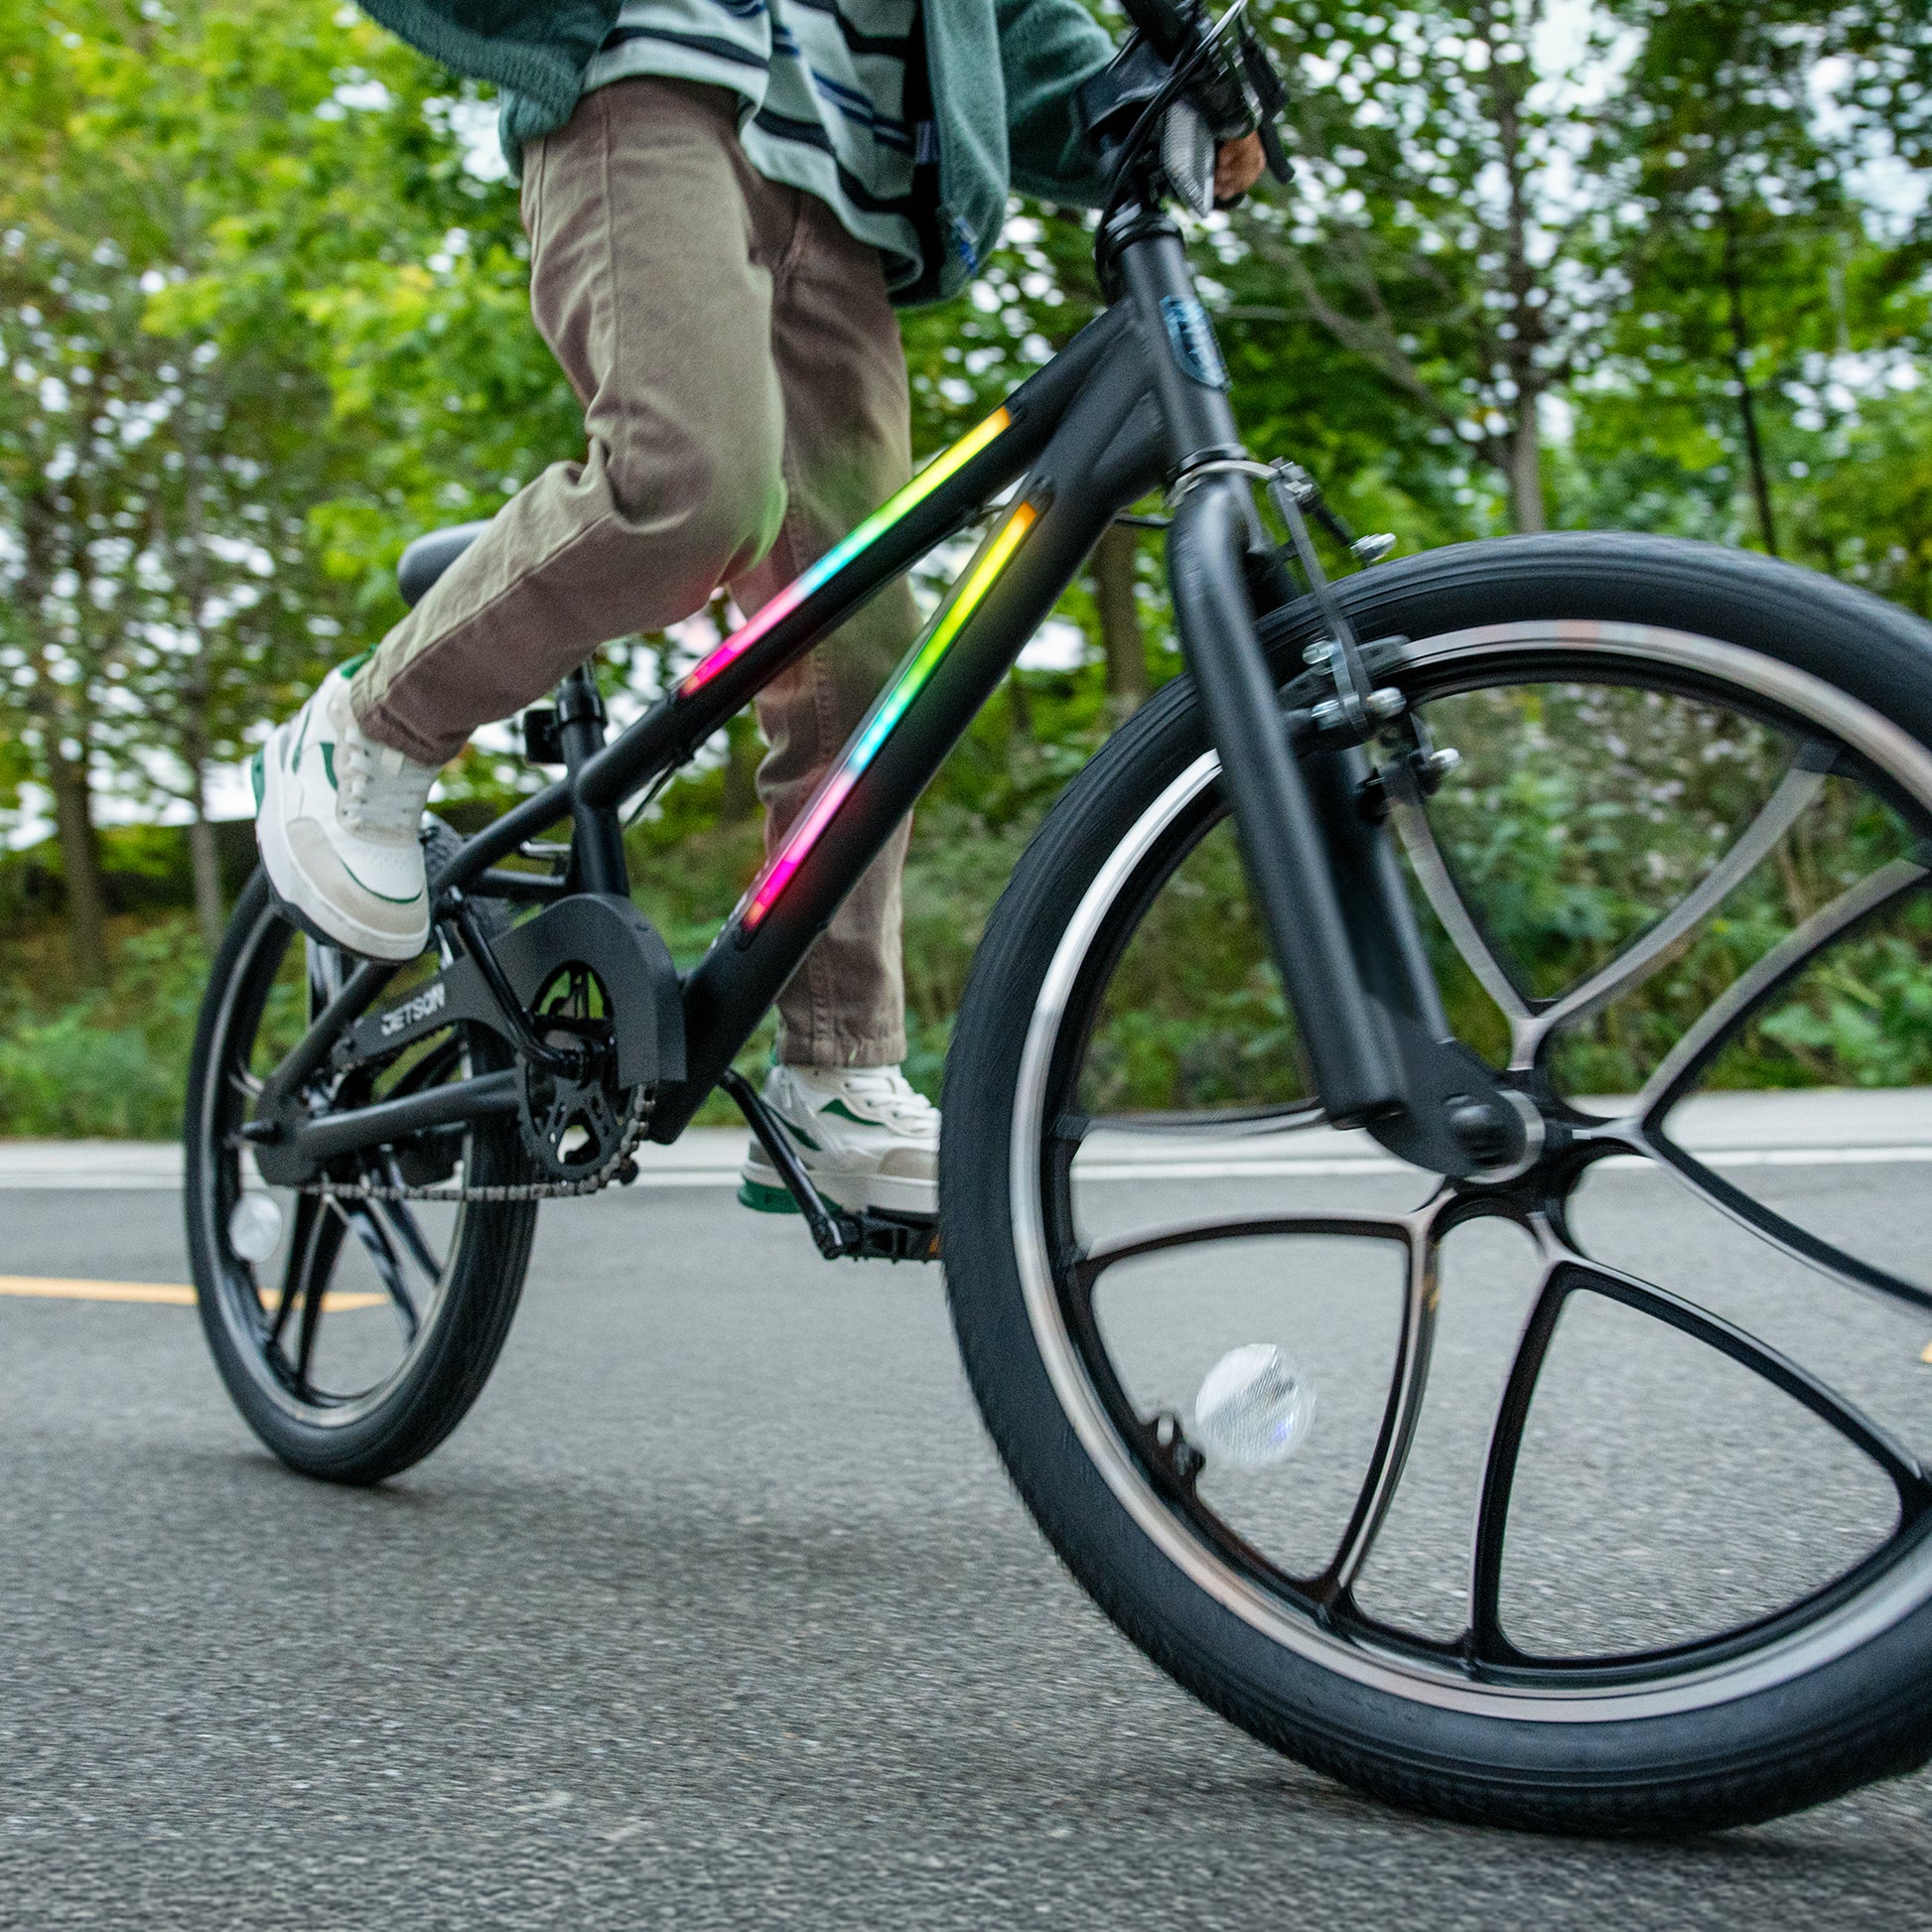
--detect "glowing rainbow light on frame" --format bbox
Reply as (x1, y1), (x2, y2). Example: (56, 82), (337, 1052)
(738, 499), (1040, 933)
(677, 405), (1014, 698)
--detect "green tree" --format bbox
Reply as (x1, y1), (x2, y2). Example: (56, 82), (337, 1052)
(1223, 0), (1618, 535)
(0, 0), (560, 955)
(1590, 0), (1918, 558)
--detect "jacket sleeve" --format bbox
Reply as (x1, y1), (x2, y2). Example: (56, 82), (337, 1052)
(354, 0), (618, 117)
(996, 0), (1118, 206)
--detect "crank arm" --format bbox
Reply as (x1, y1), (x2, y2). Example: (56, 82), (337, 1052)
(723, 1070), (940, 1263)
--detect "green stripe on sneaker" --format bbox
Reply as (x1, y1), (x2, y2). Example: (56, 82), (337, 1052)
(340, 856), (426, 906)
(737, 1178), (801, 1215)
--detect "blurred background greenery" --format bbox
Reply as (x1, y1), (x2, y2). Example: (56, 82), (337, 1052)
(0, 0), (1928, 1135)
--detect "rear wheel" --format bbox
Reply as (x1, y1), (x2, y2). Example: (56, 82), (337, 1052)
(184, 823), (539, 1484)
(941, 534), (1932, 1833)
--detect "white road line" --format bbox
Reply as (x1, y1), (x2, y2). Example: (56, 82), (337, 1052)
(1078, 1144), (1932, 1180)
(549, 1145), (1932, 1190)
(7, 1141), (1932, 1193)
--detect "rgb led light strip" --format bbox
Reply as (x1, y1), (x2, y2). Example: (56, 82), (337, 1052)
(678, 406), (1014, 698)
(737, 499), (1039, 933)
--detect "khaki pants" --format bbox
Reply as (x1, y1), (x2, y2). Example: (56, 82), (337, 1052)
(350, 78), (917, 1067)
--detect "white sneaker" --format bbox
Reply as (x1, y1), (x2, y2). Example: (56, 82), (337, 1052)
(252, 663), (439, 961)
(740, 1063), (940, 1218)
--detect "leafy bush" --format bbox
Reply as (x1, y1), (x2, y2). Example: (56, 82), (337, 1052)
(0, 1010), (183, 1137)
(0, 917), (207, 1138)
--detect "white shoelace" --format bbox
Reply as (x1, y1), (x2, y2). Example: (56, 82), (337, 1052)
(821, 1066), (938, 1132)
(333, 691), (436, 839)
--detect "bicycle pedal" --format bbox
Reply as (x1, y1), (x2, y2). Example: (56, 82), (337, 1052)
(844, 1207), (941, 1265)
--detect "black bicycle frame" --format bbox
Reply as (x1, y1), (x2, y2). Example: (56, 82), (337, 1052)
(257, 210), (1520, 1181)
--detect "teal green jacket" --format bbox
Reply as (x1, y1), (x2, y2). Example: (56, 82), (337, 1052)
(355, 0), (1117, 302)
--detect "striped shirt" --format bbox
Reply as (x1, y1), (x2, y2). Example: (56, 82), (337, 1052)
(581, 0), (931, 291)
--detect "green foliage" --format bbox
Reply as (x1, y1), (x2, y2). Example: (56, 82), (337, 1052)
(1793, 385), (1932, 614)
(0, 916), (206, 1135)
(1, 0), (1930, 1133)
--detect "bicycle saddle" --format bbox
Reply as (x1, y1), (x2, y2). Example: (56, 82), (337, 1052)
(396, 519), (489, 608)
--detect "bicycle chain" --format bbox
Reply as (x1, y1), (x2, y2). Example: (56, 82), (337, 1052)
(291, 1082), (654, 1206)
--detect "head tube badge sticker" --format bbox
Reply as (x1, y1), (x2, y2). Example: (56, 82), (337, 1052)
(1161, 296), (1228, 389)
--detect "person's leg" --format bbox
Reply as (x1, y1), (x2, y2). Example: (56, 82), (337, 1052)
(734, 195), (922, 1070)
(348, 79), (791, 765)
(254, 78), (805, 958)
(727, 193), (937, 1219)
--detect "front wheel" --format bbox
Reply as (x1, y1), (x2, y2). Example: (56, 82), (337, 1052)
(941, 533), (1932, 1833)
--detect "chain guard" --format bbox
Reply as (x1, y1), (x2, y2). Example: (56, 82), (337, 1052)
(296, 1079), (651, 1206)
(272, 889), (681, 1204)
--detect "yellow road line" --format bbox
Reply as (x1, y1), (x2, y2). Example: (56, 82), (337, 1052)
(0, 1276), (386, 1311)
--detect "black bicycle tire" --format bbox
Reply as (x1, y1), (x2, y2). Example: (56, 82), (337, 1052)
(940, 532), (1932, 1834)
(184, 825), (540, 1485)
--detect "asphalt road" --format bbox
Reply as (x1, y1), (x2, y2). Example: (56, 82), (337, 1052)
(5, 1134), (1932, 1929)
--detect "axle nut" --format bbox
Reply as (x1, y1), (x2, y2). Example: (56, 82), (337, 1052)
(1447, 1094), (1517, 1168)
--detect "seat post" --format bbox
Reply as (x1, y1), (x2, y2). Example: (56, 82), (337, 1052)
(557, 664), (629, 896)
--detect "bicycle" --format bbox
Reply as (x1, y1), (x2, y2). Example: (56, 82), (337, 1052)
(185, 0), (1932, 1834)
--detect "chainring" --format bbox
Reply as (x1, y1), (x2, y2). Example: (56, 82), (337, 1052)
(515, 1033), (640, 1183)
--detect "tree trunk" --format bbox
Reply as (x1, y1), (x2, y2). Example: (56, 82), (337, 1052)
(1508, 408), (1547, 534)
(188, 801), (224, 954)
(1092, 525), (1148, 718)
(45, 746), (110, 984)
(18, 485), (109, 981)
(1722, 221), (1780, 558)
(1483, 16), (1548, 540)
(173, 372), (230, 950)
(179, 695), (225, 952)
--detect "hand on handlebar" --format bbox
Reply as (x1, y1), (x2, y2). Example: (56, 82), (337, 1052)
(1214, 131), (1266, 206)
(1079, 0), (1294, 225)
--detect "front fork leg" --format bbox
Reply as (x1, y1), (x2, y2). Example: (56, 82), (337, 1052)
(1169, 477), (1526, 1178)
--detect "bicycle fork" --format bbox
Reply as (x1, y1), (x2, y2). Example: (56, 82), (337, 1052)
(1169, 478), (1526, 1178)
(1122, 222), (1526, 1178)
